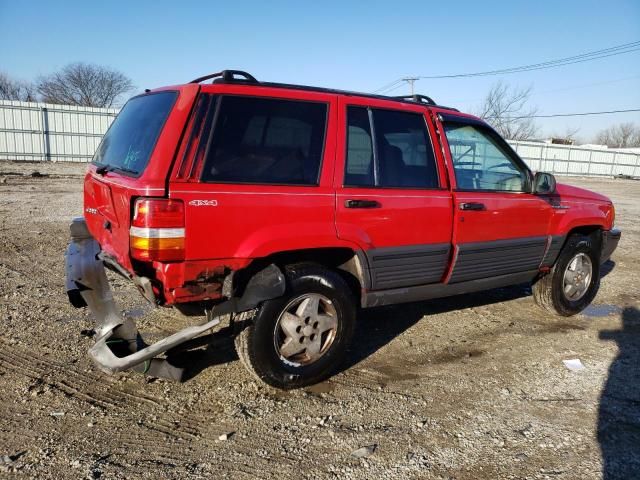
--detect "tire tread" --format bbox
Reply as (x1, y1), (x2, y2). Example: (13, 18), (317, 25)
(233, 263), (356, 389)
(532, 233), (600, 316)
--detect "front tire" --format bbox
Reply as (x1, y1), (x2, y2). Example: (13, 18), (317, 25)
(234, 264), (356, 389)
(533, 234), (600, 316)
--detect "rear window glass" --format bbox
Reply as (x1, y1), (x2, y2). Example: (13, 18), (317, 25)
(201, 96), (327, 185)
(92, 91), (177, 176)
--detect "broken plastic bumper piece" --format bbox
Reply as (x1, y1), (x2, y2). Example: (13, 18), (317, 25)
(64, 217), (220, 381)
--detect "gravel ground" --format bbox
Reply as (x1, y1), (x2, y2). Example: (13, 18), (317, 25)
(0, 161), (638, 479)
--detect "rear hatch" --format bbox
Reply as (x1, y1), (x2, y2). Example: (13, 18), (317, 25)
(83, 85), (199, 271)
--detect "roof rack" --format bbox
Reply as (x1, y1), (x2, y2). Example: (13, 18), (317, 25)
(190, 70), (258, 84)
(188, 70), (458, 112)
(392, 94), (436, 106)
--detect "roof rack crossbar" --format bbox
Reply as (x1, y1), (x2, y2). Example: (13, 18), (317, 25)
(392, 94), (436, 106)
(190, 70), (258, 84)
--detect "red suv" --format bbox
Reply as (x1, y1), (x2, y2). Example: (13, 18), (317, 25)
(65, 70), (620, 389)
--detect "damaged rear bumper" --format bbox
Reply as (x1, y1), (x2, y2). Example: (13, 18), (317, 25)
(65, 217), (221, 380)
(65, 217), (286, 380)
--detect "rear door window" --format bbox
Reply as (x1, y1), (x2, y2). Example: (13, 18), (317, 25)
(92, 91), (177, 176)
(345, 107), (374, 186)
(345, 107), (439, 188)
(201, 96), (327, 185)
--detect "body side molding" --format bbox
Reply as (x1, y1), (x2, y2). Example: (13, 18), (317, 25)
(365, 243), (451, 290)
(363, 270), (539, 308)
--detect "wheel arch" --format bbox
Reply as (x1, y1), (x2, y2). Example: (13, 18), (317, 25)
(561, 224), (603, 253)
(233, 247), (370, 304)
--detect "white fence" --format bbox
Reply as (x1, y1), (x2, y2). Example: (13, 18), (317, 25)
(1, 99), (639, 177)
(0, 100), (117, 163)
(509, 140), (640, 178)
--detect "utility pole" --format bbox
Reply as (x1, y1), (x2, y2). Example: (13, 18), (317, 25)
(401, 77), (419, 96)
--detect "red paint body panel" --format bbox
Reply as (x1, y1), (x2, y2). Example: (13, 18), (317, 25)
(169, 85), (340, 263)
(549, 183), (614, 232)
(79, 80), (616, 306)
(333, 96), (453, 252)
(451, 191), (555, 243)
(155, 258), (252, 303)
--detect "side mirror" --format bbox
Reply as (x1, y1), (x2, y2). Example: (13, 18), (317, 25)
(533, 172), (556, 194)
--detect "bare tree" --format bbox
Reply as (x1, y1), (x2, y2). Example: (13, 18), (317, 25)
(477, 81), (539, 141)
(36, 62), (134, 108)
(0, 72), (37, 101)
(562, 126), (581, 143)
(595, 122), (640, 148)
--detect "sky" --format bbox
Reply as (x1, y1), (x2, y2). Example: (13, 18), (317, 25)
(1, 0), (639, 140)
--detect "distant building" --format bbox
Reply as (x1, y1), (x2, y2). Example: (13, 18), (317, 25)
(549, 137), (574, 145)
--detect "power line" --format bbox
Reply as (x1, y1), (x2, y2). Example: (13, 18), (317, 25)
(372, 79), (404, 94)
(421, 42), (640, 79)
(485, 108), (640, 120)
(450, 74), (640, 105)
(534, 74), (640, 96)
(373, 40), (640, 92)
(373, 82), (406, 95)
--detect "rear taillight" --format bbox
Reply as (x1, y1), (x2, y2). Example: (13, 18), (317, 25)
(130, 198), (185, 262)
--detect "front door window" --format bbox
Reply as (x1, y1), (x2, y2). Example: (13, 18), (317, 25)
(443, 123), (527, 192)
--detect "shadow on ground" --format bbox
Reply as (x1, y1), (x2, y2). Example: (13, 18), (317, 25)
(601, 260), (616, 279)
(337, 283), (531, 375)
(166, 282), (532, 382)
(166, 262), (617, 384)
(598, 306), (640, 479)
(166, 327), (239, 381)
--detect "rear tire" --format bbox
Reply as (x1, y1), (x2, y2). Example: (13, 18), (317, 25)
(234, 264), (356, 389)
(533, 234), (600, 316)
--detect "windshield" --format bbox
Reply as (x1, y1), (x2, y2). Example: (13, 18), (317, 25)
(92, 91), (177, 176)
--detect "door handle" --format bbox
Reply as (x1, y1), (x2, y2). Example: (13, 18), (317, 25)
(459, 202), (485, 211)
(345, 199), (381, 209)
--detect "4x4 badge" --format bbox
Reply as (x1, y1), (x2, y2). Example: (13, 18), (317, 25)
(188, 199), (218, 207)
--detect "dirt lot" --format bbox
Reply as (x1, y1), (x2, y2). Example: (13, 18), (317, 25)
(0, 161), (638, 479)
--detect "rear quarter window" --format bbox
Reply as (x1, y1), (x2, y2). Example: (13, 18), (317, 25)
(201, 96), (327, 185)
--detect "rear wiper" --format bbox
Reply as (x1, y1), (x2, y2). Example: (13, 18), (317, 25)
(114, 166), (139, 175)
(95, 165), (138, 176)
(95, 164), (112, 175)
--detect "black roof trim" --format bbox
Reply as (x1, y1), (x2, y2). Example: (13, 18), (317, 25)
(438, 112), (487, 126)
(256, 81), (459, 112)
(191, 70), (459, 112)
(392, 94), (436, 106)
